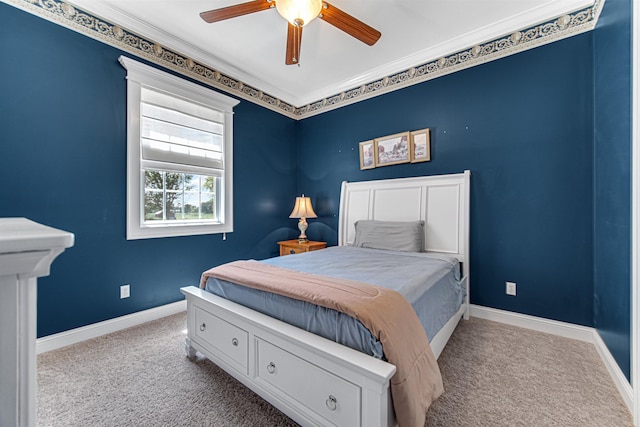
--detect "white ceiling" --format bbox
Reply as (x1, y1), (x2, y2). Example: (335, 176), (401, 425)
(68, 0), (593, 108)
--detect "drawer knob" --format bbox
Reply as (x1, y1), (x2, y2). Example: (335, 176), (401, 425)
(231, 338), (238, 347)
(290, 249), (296, 254)
(267, 362), (276, 374)
(326, 395), (337, 411)
(199, 323), (206, 331)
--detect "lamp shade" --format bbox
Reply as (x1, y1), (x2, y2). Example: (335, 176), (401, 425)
(289, 195), (317, 218)
(275, 0), (322, 27)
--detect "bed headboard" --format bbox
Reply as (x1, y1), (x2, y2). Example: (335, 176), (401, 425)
(338, 170), (471, 276)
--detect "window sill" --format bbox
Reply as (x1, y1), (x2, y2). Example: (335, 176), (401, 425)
(126, 222), (233, 240)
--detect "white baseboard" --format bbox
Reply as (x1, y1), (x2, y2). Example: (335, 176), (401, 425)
(470, 304), (633, 412)
(469, 304), (595, 342)
(592, 330), (634, 412)
(36, 300), (186, 354)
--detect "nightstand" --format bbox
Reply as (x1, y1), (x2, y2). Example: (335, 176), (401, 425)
(278, 240), (327, 256)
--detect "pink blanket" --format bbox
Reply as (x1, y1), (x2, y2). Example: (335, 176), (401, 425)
(201, 260), (443, 427)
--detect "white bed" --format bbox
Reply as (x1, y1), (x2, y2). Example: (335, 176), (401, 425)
(180, 170), (470, 427)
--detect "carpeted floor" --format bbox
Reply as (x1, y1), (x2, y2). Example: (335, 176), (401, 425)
(37, 313), (632, 427)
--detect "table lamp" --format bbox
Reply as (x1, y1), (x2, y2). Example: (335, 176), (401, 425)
(289, 194), (317, 243)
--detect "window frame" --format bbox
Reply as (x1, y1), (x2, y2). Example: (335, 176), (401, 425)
(120, 56), (239, 240)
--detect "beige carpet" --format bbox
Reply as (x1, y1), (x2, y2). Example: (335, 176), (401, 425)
(37, 312), (632, 427)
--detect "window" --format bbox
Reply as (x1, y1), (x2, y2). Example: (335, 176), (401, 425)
(120, 56), (239, 239)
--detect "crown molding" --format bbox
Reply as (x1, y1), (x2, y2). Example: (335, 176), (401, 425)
(2, 0), (603, 120)
(2, 0), (301, 119)
(65, 0), (293, 104)
(293, 1), (603, 118)
(294, 0), (594, 106)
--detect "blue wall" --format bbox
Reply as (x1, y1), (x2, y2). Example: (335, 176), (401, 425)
(593, 0), (632, 380)
(298, 35), (595, 327)
(0, 3), (298, 337)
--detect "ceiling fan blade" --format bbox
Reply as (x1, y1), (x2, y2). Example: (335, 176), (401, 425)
(319, 2), (381, 46)
(200, 0), (273, 23)
(285, 23), (303, 65)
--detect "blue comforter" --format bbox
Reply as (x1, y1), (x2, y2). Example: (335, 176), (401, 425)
(204, 246), (463, 359)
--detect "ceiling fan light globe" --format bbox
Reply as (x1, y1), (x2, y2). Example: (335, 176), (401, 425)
(275, 0), (322, 27)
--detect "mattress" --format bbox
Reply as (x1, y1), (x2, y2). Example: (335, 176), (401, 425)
(203, 245), (464, 359)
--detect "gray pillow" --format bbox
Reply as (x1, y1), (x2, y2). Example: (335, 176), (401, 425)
(353, 220), (425, 252)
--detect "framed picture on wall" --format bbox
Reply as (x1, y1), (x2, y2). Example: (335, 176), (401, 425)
(410, 128), (431, 163)
(374, 132), (410, 167)
(359, 140), (375, 170)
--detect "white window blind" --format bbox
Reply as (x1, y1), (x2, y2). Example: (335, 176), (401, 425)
(140, 88), (225, 170)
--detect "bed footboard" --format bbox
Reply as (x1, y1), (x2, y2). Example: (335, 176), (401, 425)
(181, 285), (397, 427)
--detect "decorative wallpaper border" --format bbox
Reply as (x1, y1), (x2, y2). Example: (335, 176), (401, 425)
(297, 3), (602, 118)
(4, 0), (602, 120)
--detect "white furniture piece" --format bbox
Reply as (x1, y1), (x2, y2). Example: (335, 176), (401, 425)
(181, 170), (470, 427)
(0, 218), (74, 427)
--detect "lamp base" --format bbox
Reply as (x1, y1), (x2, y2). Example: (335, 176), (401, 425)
(297, 217), (308, 242)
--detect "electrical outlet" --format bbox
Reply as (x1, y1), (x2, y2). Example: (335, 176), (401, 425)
(120, 284), (130, 299)
(506, 281), (516, 296)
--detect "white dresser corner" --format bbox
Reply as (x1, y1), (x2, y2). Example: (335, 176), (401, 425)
(0, 218), (74, 427)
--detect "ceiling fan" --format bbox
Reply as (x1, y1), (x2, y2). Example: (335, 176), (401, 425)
(200, 0), (381, 65)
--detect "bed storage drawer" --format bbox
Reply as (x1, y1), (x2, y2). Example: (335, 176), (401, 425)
(194, 306), (249, 373)
(256, 338), (361, 426)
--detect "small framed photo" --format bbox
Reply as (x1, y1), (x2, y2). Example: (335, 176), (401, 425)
(410, 128), (431, 163)
(374, 132), (410, 167)
(359, 140), (375, 170)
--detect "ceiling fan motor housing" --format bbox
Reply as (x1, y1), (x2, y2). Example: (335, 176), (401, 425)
(275, 0), (323, 27)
